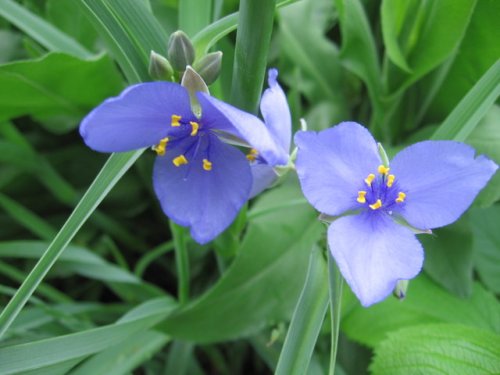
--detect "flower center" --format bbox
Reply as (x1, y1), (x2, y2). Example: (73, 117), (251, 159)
(152, 114), (213, 172)
(356, 165), (406, 211)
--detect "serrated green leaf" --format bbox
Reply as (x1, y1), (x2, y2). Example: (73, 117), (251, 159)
(342, 274), (500, 347)
(371, 324), (500, 375)
(0, 53), (123, 126)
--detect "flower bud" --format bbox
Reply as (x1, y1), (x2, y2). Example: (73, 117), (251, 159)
(167, 30), (195, 71)
(393, 280), (409, 300)
(193, 51), (223, 85)
(148, 51), (174, 81)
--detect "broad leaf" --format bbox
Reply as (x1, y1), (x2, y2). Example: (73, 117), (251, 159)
(371, 324), (500, 375)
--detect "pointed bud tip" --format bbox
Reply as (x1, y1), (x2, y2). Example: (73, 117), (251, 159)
(167, 30), (195, 71)
(148, 50), (173, 80)
(193, 51), (223, 85)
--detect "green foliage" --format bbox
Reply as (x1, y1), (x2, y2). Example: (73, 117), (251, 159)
(0, 0), (498, 373)
(371, 324), (500, 375)
(0, 53), (122, 130)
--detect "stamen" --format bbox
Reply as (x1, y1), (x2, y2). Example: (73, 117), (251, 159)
(387, 174), (395, 187)
(152, 137), (169, 156)
(357, 191), (367, 203)
(190, 121), (199, 136)
(202, 159), (212, 171)
(396, 192), (406, 203)
(172, 154), (188, 167)
(364, 173), (375, 187)
(369, 199), (383, 210)
(171, 114), (182, 127)
(246, 148), (259, 162)
(378, 165), (390, 175)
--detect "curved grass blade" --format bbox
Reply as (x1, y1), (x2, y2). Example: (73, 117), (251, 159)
(275, 246), (329, 375)
(0, 0), (92, 58)
(431, 60), (500, 142)
(0, 297), (175, 374)
(0, 150), (144, 339)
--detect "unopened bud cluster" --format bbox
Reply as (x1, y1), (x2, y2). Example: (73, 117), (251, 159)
(149, 30), (222, 85)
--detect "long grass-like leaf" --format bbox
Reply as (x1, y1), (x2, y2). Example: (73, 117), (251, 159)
(0, 150), (143, 338)
(0, 298), (175, 374)
(0, 0), (92, 58)
(431, 60), (500, 142)
(275, 246), (329, 375)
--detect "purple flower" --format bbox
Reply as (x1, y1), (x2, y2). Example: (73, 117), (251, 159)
(80, 81), (283, 244)
(247, 69), (292, 197)
(295, 122), (498, 307)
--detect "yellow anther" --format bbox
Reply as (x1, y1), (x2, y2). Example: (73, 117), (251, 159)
(152, 137), (169, 156)
(246, 148), (259, 162)
(171, 114), (182, 127)
(172, 154), (188, 167)
(396, 192), (406, 203)
(369, 199), (383, 210)
(357, 191), (367, 203)
(202, 159), (212, 171)
(387, 174), (395, 188)
(190, 121), (199, 136)
(364, 173), (375, 187)
(378, 165), (390, 175)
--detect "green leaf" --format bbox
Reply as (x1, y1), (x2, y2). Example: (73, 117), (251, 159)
(371, 324), (500, 375)
(0, 53), (123, 126)
(342, 274), (500, 347)
(0, 0), (92, 58)
(0, 150), (143, 339)
(278, 0), (347, 110)
(470, 206), (500, 294)
(431, 60), (500, 142)
(78, 0), (167, 83)
(421, 216), (473, 297)
(179, 0), (212, 37)
(0, 298), (176, 374)
(427, 0), (500, 120)
(71, 330), (169, 375)
(382, 0), (477, 90)
(335, 0), (382, 114)
(466, 105), (500, 207)
(0, 194), (57, 241)
(160, 180), (323, 342)
(275, 246), (328, 375)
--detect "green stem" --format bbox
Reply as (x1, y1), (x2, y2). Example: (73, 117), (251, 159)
(134, 241), (175, 278)
(230, 0), (276, 112)
(275, 246), (329, 375)
(169, 221), (190, 305)
(327, 251), (344, 375)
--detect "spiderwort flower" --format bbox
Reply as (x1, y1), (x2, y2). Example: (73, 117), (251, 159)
(295, 122), (498, 307)
(247, 69), (291, 197)
(80, 81), (283, 244)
